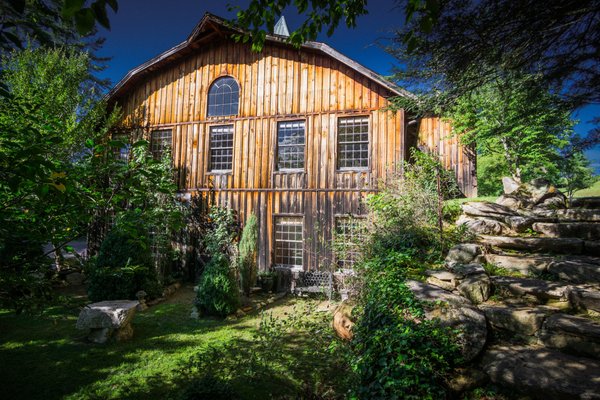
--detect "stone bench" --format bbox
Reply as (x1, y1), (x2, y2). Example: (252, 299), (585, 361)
(76, 300), (139, 343)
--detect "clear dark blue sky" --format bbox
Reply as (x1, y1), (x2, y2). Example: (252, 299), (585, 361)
(96, 0), (599, 171)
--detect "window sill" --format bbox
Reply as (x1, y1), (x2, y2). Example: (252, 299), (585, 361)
(206, 170), (233, 175)
(337, 167), (369, 172)
(274, 169), (305, 174)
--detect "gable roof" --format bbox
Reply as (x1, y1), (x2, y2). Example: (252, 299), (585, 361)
(107, 13), (413, 102)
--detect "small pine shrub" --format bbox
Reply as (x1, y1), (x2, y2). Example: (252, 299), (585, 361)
(196, 255), (240, 317)
(238, 214), (258, 296)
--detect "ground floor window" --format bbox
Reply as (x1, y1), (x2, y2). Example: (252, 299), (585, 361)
(274, 216), (303, 269)
(150, 129), (172, 159)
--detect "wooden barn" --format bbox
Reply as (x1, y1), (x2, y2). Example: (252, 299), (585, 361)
(107, 13), (476, 273)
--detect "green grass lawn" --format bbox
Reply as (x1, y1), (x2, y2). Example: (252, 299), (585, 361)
(0, 287), (347, 400)
(574, 179), (600, 197)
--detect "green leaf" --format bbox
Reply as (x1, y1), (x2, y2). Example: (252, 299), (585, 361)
(62, 0), (85, 18)
(106, 0), (118, 12)
(74, 8), (96, 35)
(91, 1), (111, 30)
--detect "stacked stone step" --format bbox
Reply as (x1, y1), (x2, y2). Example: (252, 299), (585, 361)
(409, 179), (600, 398)
(412, 242), (600, 398)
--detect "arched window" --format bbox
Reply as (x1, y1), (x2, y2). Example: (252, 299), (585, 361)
(207, 76), (239, 117)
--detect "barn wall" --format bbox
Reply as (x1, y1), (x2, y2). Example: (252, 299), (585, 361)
(417, 117), (478, 198)
(116, 39), (407, 271)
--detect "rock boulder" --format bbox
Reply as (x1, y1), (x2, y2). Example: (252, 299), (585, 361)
(482, 345), (600, 400)
(76, 300), (139, 343)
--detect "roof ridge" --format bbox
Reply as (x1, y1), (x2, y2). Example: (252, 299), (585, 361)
(107, 12), (412, 101)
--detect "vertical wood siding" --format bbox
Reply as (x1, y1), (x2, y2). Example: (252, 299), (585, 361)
(417, 117), (478, 198)
(116, 38), (407, 270)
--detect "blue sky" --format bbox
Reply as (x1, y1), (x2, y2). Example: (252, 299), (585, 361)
(96, 0), (600, 171)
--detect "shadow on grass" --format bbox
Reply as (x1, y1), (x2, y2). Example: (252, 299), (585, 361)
(0, 294), (351, 400)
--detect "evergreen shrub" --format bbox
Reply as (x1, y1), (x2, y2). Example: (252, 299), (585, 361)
(196, 255), (240, 317)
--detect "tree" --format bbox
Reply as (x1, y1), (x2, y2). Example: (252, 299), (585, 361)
(392, 0), (600, 108)
(0, 47), (184, 312)
(0, 0), (118, 52)
(0, 47), (99, 312)
(448, 73), (573, 183)
(229, 0), (368, 51)
(559, 151), (597, 201)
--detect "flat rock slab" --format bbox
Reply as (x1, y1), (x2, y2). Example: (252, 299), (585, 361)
(425, 270), (459, 291)
(492, 276), (570, 301)
(548, 260), (600, 285)
(570, 286), (600, 313)
(479, 303), (555, 335)
(479, 235), (583, 255)
(570, 198), (600, 209)
(457, 215), (511, 235)
(445, 243), (483, 266)
(76, 300), (139, 344)
(533, 222), (600, 240)
(406, 280), (470, 306)
(539, 314), (600, 359)
(462, 202), (517, 219)
(450, 263), (486, 277)
(555, 208), (600, 222)
(482, 345), (600, 399)
(485, 254), (554, 275)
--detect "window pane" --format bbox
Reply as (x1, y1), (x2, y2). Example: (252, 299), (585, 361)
(207, 77), (240, 117)
(277, 120), (305, 170)
(337, 117), (369, 169)
(274, 217), (303, 269)
(209, 125), (234, 171)
(150, 129), (172, 159)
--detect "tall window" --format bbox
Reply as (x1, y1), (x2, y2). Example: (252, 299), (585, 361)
(337, 116), (369, 169)
(274, 217), (303, 269)
(277, 120), (305, 170)
(207, 76), (240, 117)
(209, 125), (234, 171)
(150, 129), (172, 159)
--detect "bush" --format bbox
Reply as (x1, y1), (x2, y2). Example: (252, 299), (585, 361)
(351, 251), (460, 399)
(196, 255), (240, 317)
(239, 214), (258, 296)
(87, 226), (161, 302)
(86, 264), (161, 302)
(96, 227), (153, 269)
(349, 151), (462, 398)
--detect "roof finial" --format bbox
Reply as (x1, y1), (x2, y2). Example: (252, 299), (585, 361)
(274, 16), (290, 37)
